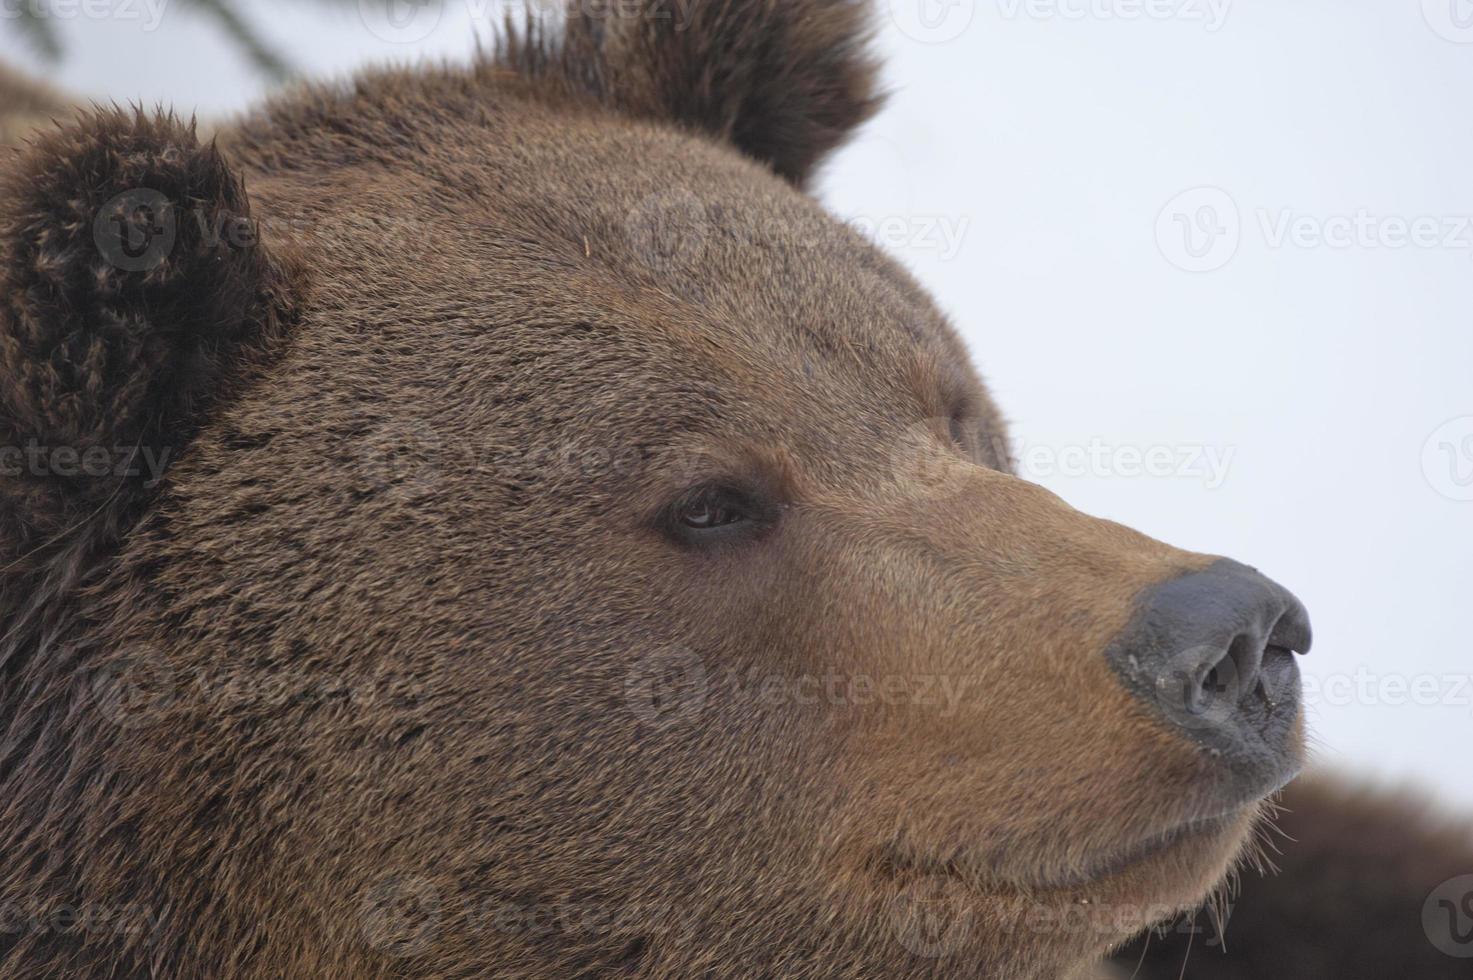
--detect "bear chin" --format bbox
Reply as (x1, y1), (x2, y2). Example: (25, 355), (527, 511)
(946, 805), (1258, 937)
(1066, 806), (1259, 911)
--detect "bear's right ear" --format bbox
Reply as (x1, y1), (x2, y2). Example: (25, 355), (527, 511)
(502, 0), (884, 188)
(0, 108), (293, 574)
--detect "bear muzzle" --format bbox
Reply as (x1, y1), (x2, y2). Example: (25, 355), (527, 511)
(1104, 558), (1312, 810)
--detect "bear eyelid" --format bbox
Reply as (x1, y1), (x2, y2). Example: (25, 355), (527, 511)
(656, 480), (780, 549)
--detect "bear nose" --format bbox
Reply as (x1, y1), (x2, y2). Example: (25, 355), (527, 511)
(1105, 559), (1312, 796)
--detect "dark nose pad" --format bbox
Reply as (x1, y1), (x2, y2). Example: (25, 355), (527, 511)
(1106, 559), (1312, 792)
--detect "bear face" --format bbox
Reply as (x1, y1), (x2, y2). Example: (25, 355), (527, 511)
(0, 3), (1311, 978)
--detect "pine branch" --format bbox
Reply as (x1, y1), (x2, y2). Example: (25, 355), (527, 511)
(10, 2), (63, 61)
(2, 0), (413, 79)
(184, 0), (293, 81)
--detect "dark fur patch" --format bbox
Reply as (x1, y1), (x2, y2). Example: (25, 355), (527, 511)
(0, 108), (293, 617)
(498, 0), (884, 186)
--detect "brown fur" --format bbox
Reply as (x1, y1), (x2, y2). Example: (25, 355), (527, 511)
(0, 5), (1433, 978)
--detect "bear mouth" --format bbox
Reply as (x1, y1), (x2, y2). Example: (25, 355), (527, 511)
(882, 805), (1255, 896)
(1033, 810), (1246, 890)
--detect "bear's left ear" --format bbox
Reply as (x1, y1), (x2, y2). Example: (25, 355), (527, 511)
(505, 0), (884, 187)
(0, 108), (293, 572)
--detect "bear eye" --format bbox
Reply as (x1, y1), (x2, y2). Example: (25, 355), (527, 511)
(662, 484), (776, 547)
(682, 497), (744, 529)
(676, 487), (749, 530)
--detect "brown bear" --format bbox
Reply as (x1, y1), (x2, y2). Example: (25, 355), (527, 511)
(0, 2), (1467, 978)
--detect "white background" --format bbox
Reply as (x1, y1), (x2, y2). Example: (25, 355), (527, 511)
(6, 0), (1468, 805)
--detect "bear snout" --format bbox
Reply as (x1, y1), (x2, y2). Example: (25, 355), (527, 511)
(1105, 558), (1312, 807)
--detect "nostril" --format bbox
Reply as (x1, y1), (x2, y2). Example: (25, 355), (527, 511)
(1104, 559), (1312, 801)
(1107, 559), (1312, 739)
(1183, 631), (1259, 714)
(1223, 631), (1263, 702)
(1268, 599), (1314, 656)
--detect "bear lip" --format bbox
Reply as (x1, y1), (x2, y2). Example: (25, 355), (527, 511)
(1042, 810), (1245, 889)
(881, 803), (1255, 894)
(1016, 769), (1301, 891)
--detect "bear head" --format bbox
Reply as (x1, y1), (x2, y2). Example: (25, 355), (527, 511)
(0, 2), (1310, 977)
